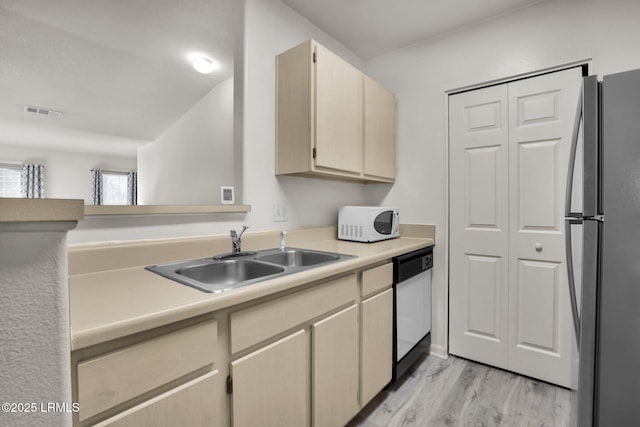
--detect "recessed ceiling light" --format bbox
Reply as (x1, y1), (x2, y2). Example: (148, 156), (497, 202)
(192, 55), (218, 74)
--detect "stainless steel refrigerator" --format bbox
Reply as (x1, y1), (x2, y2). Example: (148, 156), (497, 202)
(566, 68), (640, 427)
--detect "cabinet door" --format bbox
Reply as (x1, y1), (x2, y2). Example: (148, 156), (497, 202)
(361, 289), (393, 406)
(314, 43), (363, 175)
(231, 330), (309, 427)
(312, 305), (359, 427)
(364, 75), (396, 180)
(94, 372), (218, 427)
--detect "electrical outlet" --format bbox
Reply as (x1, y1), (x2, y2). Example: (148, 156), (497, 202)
(273, 202), (288, 222)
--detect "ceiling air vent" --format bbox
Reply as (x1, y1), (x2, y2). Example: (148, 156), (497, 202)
(24, 105), (63, 119)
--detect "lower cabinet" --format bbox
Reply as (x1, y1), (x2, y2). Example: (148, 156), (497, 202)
(72, 318), (218, 426)
(230, 304), (360, 427)
(74, 259), (405, 426)
(231, 330), (309, 427)
(228, 265), (394, 426)
(94, 372), (219, 427)
(312, 305), (359, 427)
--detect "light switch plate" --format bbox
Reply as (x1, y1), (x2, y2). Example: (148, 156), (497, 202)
(273, 202), (288, 222)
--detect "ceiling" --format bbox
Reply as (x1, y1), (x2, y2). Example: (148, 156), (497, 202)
(0, 0), (547, 156)
(281, 0), (546, 60)
(0, 0), (236, 154)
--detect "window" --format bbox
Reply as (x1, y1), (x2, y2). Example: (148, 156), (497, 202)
(0, 164), (22, 197)
(102, 171), (129, 205)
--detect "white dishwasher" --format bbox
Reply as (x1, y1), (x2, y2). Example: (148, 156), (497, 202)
(393, 246), (433, 381)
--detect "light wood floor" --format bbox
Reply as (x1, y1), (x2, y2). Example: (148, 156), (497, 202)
(348, 354), (571, 427)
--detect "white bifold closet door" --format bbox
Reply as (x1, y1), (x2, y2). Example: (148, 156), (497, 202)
(449, 67), (582, 387)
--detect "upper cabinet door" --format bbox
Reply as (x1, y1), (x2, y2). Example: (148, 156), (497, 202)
(276, 39), (395, 183)
(314, 43), (363, 175)
(363, 75), (396, 180)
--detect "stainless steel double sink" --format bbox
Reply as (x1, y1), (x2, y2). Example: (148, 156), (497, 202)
(146, 248), (355, 293)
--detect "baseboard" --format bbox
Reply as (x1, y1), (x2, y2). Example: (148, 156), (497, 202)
(429, 344), (448, 359)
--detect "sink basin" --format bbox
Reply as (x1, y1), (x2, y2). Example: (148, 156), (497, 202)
(147, 258), (286, 293)
(177, 259), (284, 287)
(146, 247), (355, 293)
(255, 249), (339, 267)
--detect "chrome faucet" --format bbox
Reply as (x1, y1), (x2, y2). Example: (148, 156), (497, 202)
(230, 225), (249, 254)
(279, 230), (287, 251)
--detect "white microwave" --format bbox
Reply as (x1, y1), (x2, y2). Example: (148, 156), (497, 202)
(338, 206), (400, 242)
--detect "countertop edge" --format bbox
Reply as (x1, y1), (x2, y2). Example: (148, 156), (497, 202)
(0, 198), (84, 223)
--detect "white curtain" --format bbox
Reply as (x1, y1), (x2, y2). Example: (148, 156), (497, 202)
(127, 171), (137, 205)
(91, 168), (103, 205)
(21, 163), (45, 198)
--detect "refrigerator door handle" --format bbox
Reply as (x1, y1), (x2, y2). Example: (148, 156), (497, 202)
(565, 218), (581, 346)
(565, 86), (584, 218)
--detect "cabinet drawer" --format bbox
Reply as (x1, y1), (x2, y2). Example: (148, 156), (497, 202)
(230, 274), (357, 354)
(94, 371), (219, 427)
(77, 319), (217, 421)
(361, 263), (393, 298)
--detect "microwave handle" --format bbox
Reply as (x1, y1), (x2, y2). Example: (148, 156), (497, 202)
(393, 211), (400, 235)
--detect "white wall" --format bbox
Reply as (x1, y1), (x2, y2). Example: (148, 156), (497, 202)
(0, 143), (136, 203)
(363, 0), (640, 356)
(70, 0), (368, 243)
(138, 78), (235, 205)
(239, 0), (367, 230)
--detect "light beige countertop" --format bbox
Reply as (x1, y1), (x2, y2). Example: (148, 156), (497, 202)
(69, 226), (434, 351)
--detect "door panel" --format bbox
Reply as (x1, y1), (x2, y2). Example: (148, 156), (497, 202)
(449, 84), (510, 369)
(466, 146), (502, 228)
(517, 139), (561, 230)
(465, 255), (502, 340)
(508, 67), (582, 387)
(515, 259), (562, 353)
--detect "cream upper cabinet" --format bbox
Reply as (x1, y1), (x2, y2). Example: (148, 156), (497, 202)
(276, 39), (396, 183)
(364, 76), (397, 180)
(314, 43), (363, 175)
